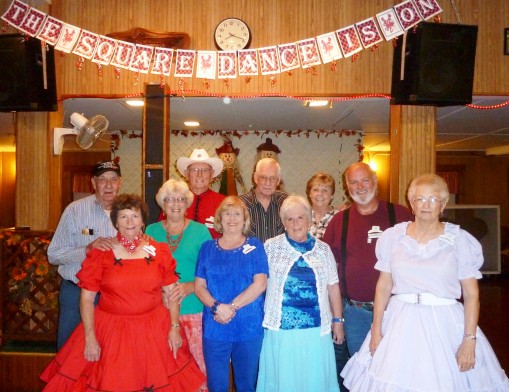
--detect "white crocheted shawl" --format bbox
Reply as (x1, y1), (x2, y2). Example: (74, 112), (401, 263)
(262, 234), (339, 336)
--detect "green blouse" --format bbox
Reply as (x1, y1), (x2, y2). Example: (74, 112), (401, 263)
(146, 220), (212, 314)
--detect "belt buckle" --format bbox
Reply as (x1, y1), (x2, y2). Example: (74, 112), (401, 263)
(416, 293), (421, 304)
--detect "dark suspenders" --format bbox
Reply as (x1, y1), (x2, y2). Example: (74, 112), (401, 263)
(340, 208), (350, 299)
(340, 202), (396, 299)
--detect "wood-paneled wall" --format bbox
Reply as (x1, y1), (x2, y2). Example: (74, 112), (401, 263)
(1, 0), (509, 228)
(437, 154), (509, 226)
(9, 0), (502, 97)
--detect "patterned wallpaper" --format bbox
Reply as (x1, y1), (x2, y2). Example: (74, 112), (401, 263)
(114, 130), (363, 209)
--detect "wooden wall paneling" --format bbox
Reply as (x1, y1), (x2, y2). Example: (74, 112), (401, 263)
(40, 0), (509, 97)
(389, 105), (436, 204)
(437, 154), (509, 226)
(15, 113), (50, 230)
(48, 107), (64, 230)
(0, 352), (55, 392)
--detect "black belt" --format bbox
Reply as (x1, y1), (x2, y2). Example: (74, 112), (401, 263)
(345, 298), (374, 312)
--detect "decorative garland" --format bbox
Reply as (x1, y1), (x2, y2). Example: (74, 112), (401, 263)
(1, 0), (442, 81)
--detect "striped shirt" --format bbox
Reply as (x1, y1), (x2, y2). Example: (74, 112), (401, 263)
(47, 194), (117, 283)
(239, 188), (287, 243)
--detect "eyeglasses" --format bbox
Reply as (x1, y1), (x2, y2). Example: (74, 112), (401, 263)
(163, 196), (187, 204)
(258, 175), (278, 184)
(187, 168), (213, 175)
(412, 196), (442, 205)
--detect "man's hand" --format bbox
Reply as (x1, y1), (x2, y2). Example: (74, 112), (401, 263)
(86, 237), (116, 252)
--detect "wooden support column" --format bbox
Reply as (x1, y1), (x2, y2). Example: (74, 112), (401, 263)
(389, 105), (436, 205)
(143, 84), (170, 224)
(15, 112), (51, 230)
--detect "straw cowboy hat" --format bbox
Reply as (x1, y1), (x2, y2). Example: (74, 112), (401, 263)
(176, 148), (224, 178)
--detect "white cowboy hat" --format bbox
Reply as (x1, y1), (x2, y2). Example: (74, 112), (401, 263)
(176, 148), (224, 178)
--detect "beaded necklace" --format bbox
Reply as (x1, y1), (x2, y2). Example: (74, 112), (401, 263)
(166, 220), (185, 252)
(117, 232), (142, 253)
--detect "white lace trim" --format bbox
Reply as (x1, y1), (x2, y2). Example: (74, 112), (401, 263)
(262, 234), (339, 336)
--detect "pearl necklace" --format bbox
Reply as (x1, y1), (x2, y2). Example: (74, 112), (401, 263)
(117, 232), (142, 253)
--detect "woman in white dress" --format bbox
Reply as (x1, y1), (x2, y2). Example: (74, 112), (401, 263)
(341, 173), (509, 391)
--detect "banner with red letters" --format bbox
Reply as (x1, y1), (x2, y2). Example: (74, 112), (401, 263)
(1, 0), (442, 79)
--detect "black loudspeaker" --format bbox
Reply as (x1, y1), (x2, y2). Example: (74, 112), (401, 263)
(0, 34), (57, 112)
(391, 22), (478, 106)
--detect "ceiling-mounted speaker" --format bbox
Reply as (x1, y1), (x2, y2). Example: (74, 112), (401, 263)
(0, 34), (57, 112)
(391, 22), (478, 107)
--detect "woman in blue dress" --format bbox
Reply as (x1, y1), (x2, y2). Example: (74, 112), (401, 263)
(257, 195), (344, 392)
(195, 196), (269, 392)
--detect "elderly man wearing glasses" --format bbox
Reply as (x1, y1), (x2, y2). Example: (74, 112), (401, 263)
(239, 157), (288, 243)
(174, 148), (226, 238)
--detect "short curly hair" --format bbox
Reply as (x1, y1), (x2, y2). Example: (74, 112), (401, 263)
(155, 178), (194, 209)
(407, 173), (449, 205)
(280, 195), (312, 223)
(110, 194), (149, 228)
(305, 172), (336, 204)
(213, 196), (251, 235)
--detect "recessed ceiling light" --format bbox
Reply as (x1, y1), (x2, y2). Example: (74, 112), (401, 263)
(184, 121), (200, 127)
(125, 100), (144, 107)
(305, 100), (331, 107)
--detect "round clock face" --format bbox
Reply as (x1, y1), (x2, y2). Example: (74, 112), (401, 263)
(214, 18), (251, 51)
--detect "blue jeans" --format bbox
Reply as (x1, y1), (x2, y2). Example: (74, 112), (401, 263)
(343, 301), (373, 355)
(333, 340), (350, 392)
(57, 279), (82, 350)
(57, 279), (99, 350)
(203, 335), (263, 392)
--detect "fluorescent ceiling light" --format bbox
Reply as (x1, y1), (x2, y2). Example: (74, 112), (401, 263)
(125, 100), (144, 107)
(184, 121), (200, 127)
(305, 100), (331, 107)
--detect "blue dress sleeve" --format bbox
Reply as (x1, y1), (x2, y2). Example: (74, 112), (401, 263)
(195, 240), (214, 279)
(249, 237), (269, 276)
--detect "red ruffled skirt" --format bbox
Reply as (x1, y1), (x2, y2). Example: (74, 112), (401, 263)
(40, 305), (205, 392)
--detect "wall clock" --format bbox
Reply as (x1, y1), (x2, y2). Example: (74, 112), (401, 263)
(214, 18), (251, 51)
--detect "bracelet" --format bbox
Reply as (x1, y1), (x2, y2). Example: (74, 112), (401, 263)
(464, 333), (476, 340)
(171, 323), (180, 328)
(231, 302), (239, 310)
(211, 300), (221, 315)
(332, 317), (345, 324)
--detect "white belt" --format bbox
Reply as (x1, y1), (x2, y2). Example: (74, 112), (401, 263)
(393, 293), (457, 306)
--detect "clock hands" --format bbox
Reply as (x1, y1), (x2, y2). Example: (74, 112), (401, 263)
(227, 32), (244, 41)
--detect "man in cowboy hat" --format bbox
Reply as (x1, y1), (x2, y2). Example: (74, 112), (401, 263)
(176, 148), (225, 238)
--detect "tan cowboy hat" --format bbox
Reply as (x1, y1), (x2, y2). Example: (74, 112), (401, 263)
(176, 148), (224, 178)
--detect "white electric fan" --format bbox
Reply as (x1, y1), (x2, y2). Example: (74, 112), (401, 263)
(53, 113), (109, 155)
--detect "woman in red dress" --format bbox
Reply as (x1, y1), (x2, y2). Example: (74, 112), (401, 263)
(41, 194), (204, 392)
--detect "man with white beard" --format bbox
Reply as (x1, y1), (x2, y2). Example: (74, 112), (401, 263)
(323, 162), (412, 391)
